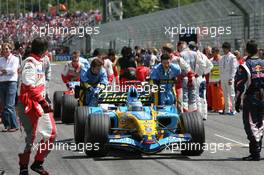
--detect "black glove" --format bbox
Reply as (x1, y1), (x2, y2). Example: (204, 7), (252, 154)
(40, 100), (53, 113)
(235, 98), (241, 113)
(45, 94), (51, 104)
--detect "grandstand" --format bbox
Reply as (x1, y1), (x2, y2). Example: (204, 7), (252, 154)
(66, 0), (264, 54)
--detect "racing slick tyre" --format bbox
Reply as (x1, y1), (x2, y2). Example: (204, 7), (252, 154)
(53, 91), (64, 120)
(180, 112), (205, 156)
(84, 113), (110, 157)
(61, 94), (78, 123)
(74, 106), (89, 144)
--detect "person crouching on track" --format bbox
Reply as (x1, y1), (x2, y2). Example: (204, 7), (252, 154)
(235, 40), (264, 161)
(150, 53), (181, 105)
(61, 50), (89, 93)
(61, 50), (85, 84)
(79, 58), (108, 106)
(17, 37), (56, 175)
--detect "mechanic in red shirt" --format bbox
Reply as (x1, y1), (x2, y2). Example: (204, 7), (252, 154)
(136, 55), (150, 82)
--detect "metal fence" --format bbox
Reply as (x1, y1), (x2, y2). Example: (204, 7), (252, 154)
(66, 0), (264, 53)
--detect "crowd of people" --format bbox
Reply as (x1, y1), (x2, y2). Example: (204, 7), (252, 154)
(0, 10), (101, 47)
(0, 36), (264, 175)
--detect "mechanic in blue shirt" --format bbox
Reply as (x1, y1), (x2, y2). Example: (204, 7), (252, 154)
(150, 53), (181, 105)
(79, 58), (108, 106)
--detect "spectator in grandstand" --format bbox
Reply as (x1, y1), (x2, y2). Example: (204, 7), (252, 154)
(234, 50), (245, 65)
(79, 58), (108, 106)
(0, 43), (19, 132)
(136, 55), (150, 82)
(118, 47), (136, 84)
(208, 47), (224, 113)
(219, 42), (238, 115)
(108, 49), (119, 85)
(192, 43), (213, 120)
(150, 53), (181, 105)
(17, 37), (55, 175)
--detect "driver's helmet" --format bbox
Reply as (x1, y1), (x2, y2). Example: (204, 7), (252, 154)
(127, 86), (143, 111)
(127, 99), (143, 111)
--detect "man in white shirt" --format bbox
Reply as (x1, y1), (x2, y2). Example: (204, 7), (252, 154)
(219, 42), (238, 115)
(0, 43), (20, 132)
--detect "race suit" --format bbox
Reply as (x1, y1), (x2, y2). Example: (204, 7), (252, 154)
(235, 56), (264, 158)
(17, 54), (56, 167)
(150, 63), (181, 105)
(79, 67), (108, 106)
(195, 50), (213, 119)
(180, 48), (206, 111)
(220, 52), (238, 113)
(61, 57), (90, 84)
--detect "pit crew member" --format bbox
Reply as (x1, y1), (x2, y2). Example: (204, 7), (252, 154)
(79, 58), (108, 106)
(150, 53), (181, 105)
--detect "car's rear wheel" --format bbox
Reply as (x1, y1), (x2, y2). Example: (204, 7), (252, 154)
(53, 91), (63, 120)
(84, 113), (110, 157)
(74, 106), (88, 144)
(180, 112), (205, 156)
(61, 94), (78, 123)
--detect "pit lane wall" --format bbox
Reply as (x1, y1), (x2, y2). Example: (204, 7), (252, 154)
(67, 0), (264, 53)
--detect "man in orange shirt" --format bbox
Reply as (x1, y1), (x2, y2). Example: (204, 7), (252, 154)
(208, 47), (224, 112)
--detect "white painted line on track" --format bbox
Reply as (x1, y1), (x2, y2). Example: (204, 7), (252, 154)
(214, 134), (248, 147)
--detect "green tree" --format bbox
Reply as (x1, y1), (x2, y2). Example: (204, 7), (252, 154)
(123, 0), (159, 18)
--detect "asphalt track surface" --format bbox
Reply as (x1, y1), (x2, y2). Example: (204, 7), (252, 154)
(0, 64), (263, 175)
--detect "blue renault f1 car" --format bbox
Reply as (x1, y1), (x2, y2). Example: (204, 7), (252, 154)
(74, 83), (205, 156)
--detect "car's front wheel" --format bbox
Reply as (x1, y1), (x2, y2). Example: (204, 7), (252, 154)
(84, 113), (110, 157)
(180, 112), (205, 156)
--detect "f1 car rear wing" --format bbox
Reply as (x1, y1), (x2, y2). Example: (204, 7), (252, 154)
(98, 91), (151, 105)
(97, 80), (176, 105)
